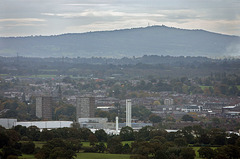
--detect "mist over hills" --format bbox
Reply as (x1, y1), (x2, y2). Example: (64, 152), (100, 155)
(0, 25), (239, 58)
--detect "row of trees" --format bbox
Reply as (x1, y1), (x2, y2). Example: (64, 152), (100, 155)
(1, 124), (240, 159)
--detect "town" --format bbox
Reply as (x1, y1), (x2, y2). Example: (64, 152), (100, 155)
(1, 56), (240, 158)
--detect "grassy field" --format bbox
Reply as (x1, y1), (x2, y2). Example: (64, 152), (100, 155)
(200, 85), (213, 90)
(237, 85), (240, 90)
(33, 141), (46, 148)
(17, 146), (211, 159)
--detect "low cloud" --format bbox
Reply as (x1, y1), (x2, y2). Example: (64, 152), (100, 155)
(0, 18), (46, 22)
(42, 11), (165, 19)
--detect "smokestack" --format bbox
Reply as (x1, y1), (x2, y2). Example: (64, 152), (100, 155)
(126, 99), (132, 127)
(116, 116), (119, 133)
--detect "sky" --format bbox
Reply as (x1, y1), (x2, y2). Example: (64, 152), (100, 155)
(0, 0), (240, 37)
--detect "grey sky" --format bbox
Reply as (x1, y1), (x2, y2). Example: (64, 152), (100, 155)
(0, 0), (240, 37)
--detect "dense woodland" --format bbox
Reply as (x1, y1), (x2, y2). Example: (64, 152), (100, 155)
(1, 55), (240, 78)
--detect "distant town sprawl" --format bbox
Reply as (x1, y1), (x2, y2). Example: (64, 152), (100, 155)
(0, 55), (240, 132)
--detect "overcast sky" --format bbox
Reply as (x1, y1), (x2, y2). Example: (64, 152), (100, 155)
(0, 0), (240, 37)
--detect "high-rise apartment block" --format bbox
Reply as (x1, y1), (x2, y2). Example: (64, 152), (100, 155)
(126, 99), (132, 127)
(76, 97), (95, 120)
(36, 96), (52, 120)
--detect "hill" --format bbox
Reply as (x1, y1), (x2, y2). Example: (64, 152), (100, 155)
(0, 25), (239, 58)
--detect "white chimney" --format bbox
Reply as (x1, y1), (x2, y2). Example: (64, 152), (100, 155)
(116, 116), (119, 133)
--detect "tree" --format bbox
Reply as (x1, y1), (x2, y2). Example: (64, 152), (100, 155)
(198, 133), (211, 144)
(26, 126), (40, 141)
(40, 129), (54, 141)
(181, 114), (194, 122)
(95, 129), (108, 142)
(88, 133), (98, 146)
(227, 133), (239, 145)
(21, 141), (35, 154)
(137, 126), (153, 141)
(122, 143), (131, 154)
(174, 138), (187, 147)
(0, 131), (9, 148)
(107, 137), (123, 154)
(13, 125), (27, 136)
(35, 138), (77, 159)
(49, 147), (76, 159)
(120, 126), (134, 141)
(96, 142), (106, 153)
(2, 146), (21, 159)
(198, 147), (214, 159)
(180, 147), (195, 159)
(149, 114), (162, 124)
(80, 128), (92, 141)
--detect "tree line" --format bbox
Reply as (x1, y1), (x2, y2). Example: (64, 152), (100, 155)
(1, 124), (240, 159)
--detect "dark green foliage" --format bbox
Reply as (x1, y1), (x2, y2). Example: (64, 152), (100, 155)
(95, 129), (108, 142)
(198, 147), (214, 159)
(181, 114), (194, 122)
(107, 136), (123, 154)
(179, 147), (195, 159)
(21, 141), (35, 154)
(198, 133), (211, 144)
(88, 133), (98, 146)
(132, 106), (152, 121)
(35, 138), (77, 159)
(174, 138), (187, 147)
(120, 126), (135, 141)
(122, 143), (131, 154)
(13, 125), (27, 137)
(149, 114), (162, 124)
(96, 142), (106, 153)
(26, 126), (40, 141)
(2, 146), (22, 159)
(137, 126), (154, 141)
(0, 131), (9, 148)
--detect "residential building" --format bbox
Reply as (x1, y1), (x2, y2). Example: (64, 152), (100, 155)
(76, 97), (95, 120)
(36, 96), (53, 120)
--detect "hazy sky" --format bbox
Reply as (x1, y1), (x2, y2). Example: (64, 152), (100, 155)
(0, 0), (240, 37)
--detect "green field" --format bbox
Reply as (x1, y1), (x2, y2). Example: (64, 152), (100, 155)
(237, 85), (240, 90)
(200, 85), (213, 90)
(18, 142), (214, 159)
(17, 146), (214, 159)
(33, 141), (46, 148)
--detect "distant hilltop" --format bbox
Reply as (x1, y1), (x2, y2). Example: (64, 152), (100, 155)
(0, 25), (239, 58)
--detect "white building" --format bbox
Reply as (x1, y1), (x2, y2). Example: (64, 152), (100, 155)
(78, 118), (115, 129)
(0, 118), (17, 129)
(182, 105), (202, 112)
(14, 121), (73, 130)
